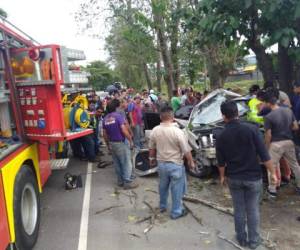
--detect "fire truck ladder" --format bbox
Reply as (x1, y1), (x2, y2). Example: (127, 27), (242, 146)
(0, 15), (40, 48)
(0, 16), (42, 138)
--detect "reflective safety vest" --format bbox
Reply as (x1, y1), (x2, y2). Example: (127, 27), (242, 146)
(247, 97), (264, 124)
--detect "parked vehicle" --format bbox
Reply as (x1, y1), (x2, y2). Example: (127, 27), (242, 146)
(0, 18), (92, 250)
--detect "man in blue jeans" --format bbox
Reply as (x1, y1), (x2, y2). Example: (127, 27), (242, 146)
(149, 106), (195, 219)
(103, 99), (138, 189)
(216, 101), (277, 249)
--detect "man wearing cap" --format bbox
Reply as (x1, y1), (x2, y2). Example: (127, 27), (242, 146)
(149, 89), (158, 103)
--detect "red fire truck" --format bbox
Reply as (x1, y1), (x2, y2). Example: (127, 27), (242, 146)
(0, 18), (92, 250)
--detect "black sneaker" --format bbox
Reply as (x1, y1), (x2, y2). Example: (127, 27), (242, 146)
(160, 208), (167, 213)
(123, 181), (139, 190)
(280, 178), (290, 187)
(249, 238), (262, 249)
(236, 238), (247, 247)
(171, 209), (188, 220)
(267, 189), (277, 198)
(295, 186), (300, 195)
(117, 181), (124, 187)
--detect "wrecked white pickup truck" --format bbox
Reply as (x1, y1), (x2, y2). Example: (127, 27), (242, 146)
(133, 89), (250, 178)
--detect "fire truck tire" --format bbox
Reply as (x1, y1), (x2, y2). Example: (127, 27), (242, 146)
(13, 166), (40, 250)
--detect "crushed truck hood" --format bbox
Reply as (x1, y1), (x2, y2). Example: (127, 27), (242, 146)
(188, 89), (249, 128)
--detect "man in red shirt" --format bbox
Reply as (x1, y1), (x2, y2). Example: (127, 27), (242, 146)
(128, 96), (143, 149)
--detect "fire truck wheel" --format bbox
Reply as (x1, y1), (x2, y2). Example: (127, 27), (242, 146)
(14, 166), (40, 250)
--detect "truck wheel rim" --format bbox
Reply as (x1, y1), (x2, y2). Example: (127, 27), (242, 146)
(21, 183), (38, 235)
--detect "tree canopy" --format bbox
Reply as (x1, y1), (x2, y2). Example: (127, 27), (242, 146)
(76, 0), (300, 95)
(85, 60), (119, 90)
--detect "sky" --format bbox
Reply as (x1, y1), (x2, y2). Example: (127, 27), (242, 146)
(1, 0), (109, 65)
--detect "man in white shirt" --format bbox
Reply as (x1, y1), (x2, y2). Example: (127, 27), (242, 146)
(149, 106), (195, 219)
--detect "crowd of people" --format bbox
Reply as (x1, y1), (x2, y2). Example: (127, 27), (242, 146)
(64, 83), (300, 249)
(217, 83), (300, 249)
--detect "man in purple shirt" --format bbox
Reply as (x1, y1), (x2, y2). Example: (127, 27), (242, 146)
(103, 99), (138, 189)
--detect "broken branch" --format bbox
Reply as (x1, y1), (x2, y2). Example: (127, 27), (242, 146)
(95, 205), (123, 215)
(136, 216), (152, 224)
(217, 234), (245, 250)
(183, 195), (234, 216)
(145, 189), (159, 194)
(128, 232), (141, 238)
(143, 200), (155, 214)
(143, 224), (154, 234)
(183, 202), (203, 225)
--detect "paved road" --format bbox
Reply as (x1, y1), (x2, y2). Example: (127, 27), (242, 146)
(34, 154), (266, 250)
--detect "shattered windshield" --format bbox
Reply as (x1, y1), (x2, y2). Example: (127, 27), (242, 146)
(190, 92), (249, 126)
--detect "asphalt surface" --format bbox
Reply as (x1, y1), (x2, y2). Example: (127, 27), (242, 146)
(33, 153), (267, 250)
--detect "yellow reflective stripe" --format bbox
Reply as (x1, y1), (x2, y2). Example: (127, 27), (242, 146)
(1, 144), (41, 243)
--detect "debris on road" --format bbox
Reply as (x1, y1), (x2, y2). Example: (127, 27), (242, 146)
(261, 237), (277, 250)
(217, 233), (245, 250)
(144, 188), (158, 194)
(110, 188), (120, 198)
(141, 200), (160, 237)
(203, 239), (211, 245)
(127, 215), (137, 222)
(135, 215), (152, 224)
(183, 202), (202, 225)
(95, 205), (124, 215)
(199, 231), (210, 235)
(183, 195), (234, 216)
(127, 232), (141, 239)
(143, 225), (153, 234)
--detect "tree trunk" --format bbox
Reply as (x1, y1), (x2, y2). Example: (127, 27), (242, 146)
(152, 3), (175, 99)
(189, 69), (195, 85)
(248, 6), (274, 88)
(170, 0), (181, 88)
(206, 60), (222, 89)
(278, 45), (294, 95)
(220, 73), (227, 88)
(250, 44), (274, 88)
(295, 63), (300, 82)
(143, 62), (152, 90)
(156, 55), (162, 92)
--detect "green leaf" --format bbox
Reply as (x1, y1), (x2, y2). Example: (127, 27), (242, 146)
(273, 31), (283, 41)
(245, 0), (252, 9)
(295, 2), (300, 19)
(225, 26), (233, 36)
(280, 37), (290, 48)
(269, 2), (277, 13)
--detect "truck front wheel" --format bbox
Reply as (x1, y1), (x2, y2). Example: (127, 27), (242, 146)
(14, 166), (40, 250)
